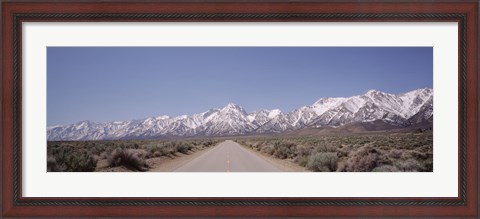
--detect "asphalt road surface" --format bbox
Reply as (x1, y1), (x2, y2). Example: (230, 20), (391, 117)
(174, 140), (283, 172)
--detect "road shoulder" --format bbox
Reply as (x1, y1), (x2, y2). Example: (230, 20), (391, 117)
(147, 144), (219, 172)
(236, 142), (308, 172)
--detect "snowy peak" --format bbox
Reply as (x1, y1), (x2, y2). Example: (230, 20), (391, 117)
(48, 88), (433, 140)
(223, 102), (241, 109)
(312, 97), (345, 107)
(247, 109), (283, 127)
(268, 109), (282, 118)
(220, 103), (247, 115)
(311, 97), (346, 116)
(402, 87), (432, 95)
(156, 115), (170, 120)
(399, 88), (433, 102)
(366, 89), (382, 95)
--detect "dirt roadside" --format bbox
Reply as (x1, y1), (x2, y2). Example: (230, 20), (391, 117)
(236, 143), (308, 172)
(95, 145), (218, 172)
(147, 145), (218, 172)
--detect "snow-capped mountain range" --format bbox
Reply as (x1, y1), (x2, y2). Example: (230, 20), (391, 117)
(48, 88), (433, 141)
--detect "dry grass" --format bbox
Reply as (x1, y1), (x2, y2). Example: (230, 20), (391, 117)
(235, 131), (433, 172)
(306, 152), (338, 172)
(47, 139), (220, 172)
(108, 148), (149, 171)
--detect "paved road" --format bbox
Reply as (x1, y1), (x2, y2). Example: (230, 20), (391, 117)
(174, 140), (283, 172)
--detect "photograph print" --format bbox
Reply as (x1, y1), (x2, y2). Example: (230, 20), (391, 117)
(47, 47), (433, 172)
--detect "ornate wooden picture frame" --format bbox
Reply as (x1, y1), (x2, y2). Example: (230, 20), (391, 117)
(2, 0), (478, 217)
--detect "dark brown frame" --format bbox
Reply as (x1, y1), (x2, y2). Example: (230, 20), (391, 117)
(1, 0), (478, 217)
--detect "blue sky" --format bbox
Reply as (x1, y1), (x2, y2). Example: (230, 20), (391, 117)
(47, 47), (432, 126)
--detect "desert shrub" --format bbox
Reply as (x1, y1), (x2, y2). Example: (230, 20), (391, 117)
(162, 142), (178, 155)
(415, 145), (432, 154)
(315, 144), (337, 153)
(394, 158), (425, 172)
(153, 151), (162, 157)
(273, 146), (290, 159)
(295, 145), (313, 157)
(375, 151), (395, 167)
(273, 141), (296, 159)
(261, 145), (275, 155)
(159, 145), (175, 156)
(145, 144), (158, 153)
(335, 160), (347, 172)
(51, 145), (73, 164)
(372, 165), (400, 172)
(336, 148), (349, 158)
(108, 148), (149, 171)
(410, 151), (428, 160)
(176, 142), (193, 154)
(293, 145), (313, 166)
(251, 141), (261, 149)
(338, 146), (379, 172)
(47, 144), (96, 172)
(422, 157), (433, 172)
(89, 144), (104, 155)
(103, 145), (117, 155)
(99, 151), (108, 159)
(293, 155), (309, 167)
(387, 149), (403, 159)
(199, 140), (217, 148)
(350, 152), (377, 171)
(47, 156), (62, 172)
(306, 152), (338, 172)
(63, 150), (97, 172)
(142, 144), (159, 158)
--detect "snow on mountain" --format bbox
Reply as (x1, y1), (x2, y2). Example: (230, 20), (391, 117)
(47, 88), (433, 140)
(255, 88), (432, 133)
(407, 95), (433, 124)
(196, 103), (256, 136)
(247, 109), (282, 127)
